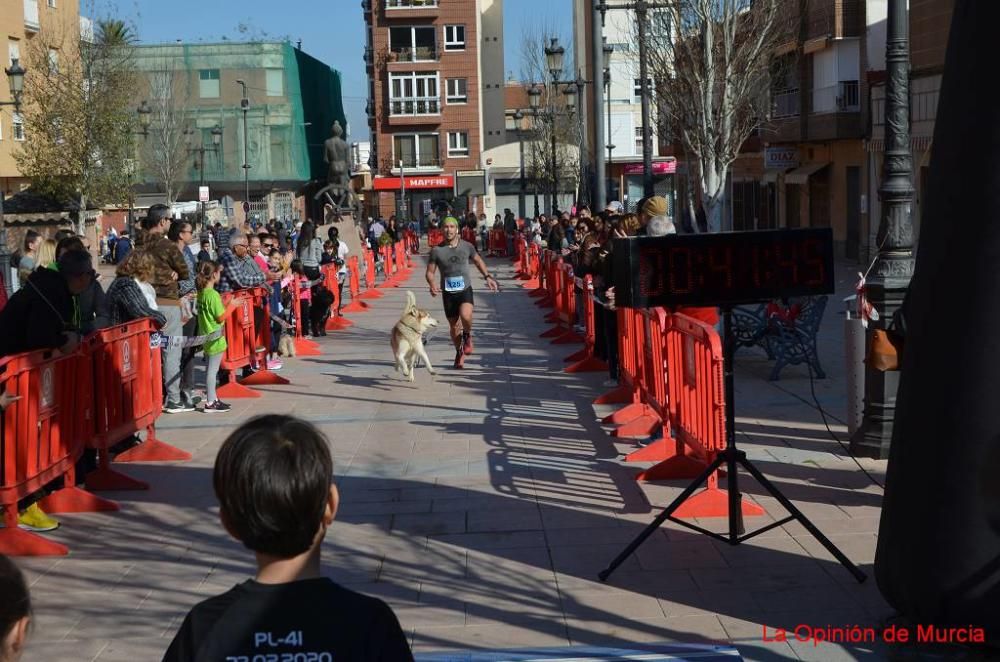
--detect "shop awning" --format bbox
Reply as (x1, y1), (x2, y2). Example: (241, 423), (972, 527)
(784, 162), (830, 185)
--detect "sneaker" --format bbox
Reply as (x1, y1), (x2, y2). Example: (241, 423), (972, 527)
(203, 400), (232, 413)
(602, 378), (619, 388)
(462, 332), (474, 356)
(266, 358), (283, 371)
(453, 349), (465, 369)
(18, 503), (60, 532)
(181, 392), (202, 409)
(163, 400), (195, 414)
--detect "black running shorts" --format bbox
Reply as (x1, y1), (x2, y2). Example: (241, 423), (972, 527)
(442, 286), (475, 319)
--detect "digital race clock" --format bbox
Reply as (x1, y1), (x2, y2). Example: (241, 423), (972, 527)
(612, 228), (835, 308)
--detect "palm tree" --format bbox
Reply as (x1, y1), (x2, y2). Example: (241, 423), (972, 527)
(96, 19), (136, 47)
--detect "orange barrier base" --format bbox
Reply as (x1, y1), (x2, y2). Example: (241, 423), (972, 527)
(39, 485), (119, 513)
(295, 338), (322, 356)
(218, 377), (262, 399)
(114, 436), (192, 463)
(521, 278), (540, 288)
(603, 402), (646, 424)
(539, 325), (564, 338)
(565, 356), (608, 373)
(357, 290), (383, 300)
(0, 526), (69, 556)
(594, 385), (632, 405)
(551, 330), (584, 345)
(326, 316), (354, 331)
(671, 487), (766, 519)
(636, 453), (709, 481)
(564, 346), (589, 362)
(240, 369), (290, 386)
(610, 414), (660, 438)
(86, 466), (149, 491)
(625, 437), (680, 463)
(342, 300), (371, 313)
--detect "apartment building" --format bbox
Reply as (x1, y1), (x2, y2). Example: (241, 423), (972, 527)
(363, 0), (505, 220)
(132, 42), (347, 225)
(0, 0), (82, 198)
(864, 0), (954, 263)
(571, 0), (673, 213)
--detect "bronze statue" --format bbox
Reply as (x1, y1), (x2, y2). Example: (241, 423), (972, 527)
(315, 120), (357, 213)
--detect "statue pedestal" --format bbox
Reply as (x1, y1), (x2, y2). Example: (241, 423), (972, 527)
(331, 212), (364, 264)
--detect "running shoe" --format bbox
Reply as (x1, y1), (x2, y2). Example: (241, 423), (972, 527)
(17, 503), (60, 532)
(453, 349), (465, 369)
(203, 400), (232, 413)
(462, 332), (474, 355)
(266, 358), (284, 371)
(163, 400), (195, 414)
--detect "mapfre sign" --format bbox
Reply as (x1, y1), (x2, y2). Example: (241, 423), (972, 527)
(373, 175), (455, 191)
(764, 147), (799, 170)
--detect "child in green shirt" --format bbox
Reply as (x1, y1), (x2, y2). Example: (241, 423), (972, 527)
(196, 261), (239, 413)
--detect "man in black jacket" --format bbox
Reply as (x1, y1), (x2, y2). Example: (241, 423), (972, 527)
(0, 249), (94, 357)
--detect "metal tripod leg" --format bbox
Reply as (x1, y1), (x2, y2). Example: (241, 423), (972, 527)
(598, 453), (725, 581)
(738, 455), (867, 583)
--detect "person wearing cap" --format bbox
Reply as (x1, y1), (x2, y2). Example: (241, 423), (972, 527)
(637, 196), (669, 235)
(426, 216), (499, 369)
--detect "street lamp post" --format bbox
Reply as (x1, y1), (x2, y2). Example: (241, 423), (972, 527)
(130, 100), (152, 238)
(514, 109), (526, 219)
(0, 58), (26, 296)
(604, 39), (614, 203)
(531, 38), (582, 217)
(236, 79), (251, 220)
(591, 0), (607, 212)
(849, 0), (915, 459)
(185, 125), (223, 230)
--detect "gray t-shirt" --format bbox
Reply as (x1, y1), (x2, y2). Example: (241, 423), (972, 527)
(429, 240), (478, 293)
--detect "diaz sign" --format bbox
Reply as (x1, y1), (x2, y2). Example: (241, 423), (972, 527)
(764, 147), (799, 170)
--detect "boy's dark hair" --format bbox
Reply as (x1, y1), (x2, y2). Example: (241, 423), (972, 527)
(0, 554), (30, 642)
(213, 415), (333, 557)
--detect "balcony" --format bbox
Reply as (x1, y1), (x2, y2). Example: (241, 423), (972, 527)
(389, 97), (440, 116)
(385, 0), (439, 19)
(812, 80), (860, 115)
(388, 46), (438, 64)
(24, 0), (40, 32)
(390, 155), (442, 172)
(772, 88), (800, 119)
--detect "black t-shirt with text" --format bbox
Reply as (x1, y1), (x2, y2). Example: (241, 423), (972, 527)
(163, 578), (413, 662)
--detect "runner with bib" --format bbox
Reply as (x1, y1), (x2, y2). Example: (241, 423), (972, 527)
(426, 216), (499, 368)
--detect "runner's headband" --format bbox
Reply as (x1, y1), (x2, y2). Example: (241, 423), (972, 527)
(443, 217), (460, 227)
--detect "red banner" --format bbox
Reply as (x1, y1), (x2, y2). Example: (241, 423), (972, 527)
(373, 175), (454, 191)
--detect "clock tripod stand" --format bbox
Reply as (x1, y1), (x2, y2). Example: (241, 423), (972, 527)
(599, 307), (867, 584)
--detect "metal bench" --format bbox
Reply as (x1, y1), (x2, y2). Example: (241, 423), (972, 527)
(731, 296), (828, 381)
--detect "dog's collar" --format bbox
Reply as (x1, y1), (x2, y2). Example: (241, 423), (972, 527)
(400, 316), (424, 334)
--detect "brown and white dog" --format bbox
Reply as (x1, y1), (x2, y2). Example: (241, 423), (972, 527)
(391, 291), (439, 381)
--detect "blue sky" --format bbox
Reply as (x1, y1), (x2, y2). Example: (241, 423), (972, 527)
(122, 0), (572, 142)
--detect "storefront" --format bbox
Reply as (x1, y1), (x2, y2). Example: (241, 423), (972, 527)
(607, 158), (677, 217)
(373, 174), (455, 223)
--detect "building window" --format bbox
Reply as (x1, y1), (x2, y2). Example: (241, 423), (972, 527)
(393, 133), (439, 168)
(446, 78), (467, 104)
(447, 131), (469, 157)
(633, 78), (652, 103)
(635, 126), (644, 153)
(47, 48), (58, 74)
(270, 126), (289, 174)
(389, 72), (439, 115)
(444, 25), (466, 51)
(199, 69), (220, 98)
(389, 26), (436, 62)
(13, 113), (25, 141)
(47, 0), (56, 6)
(266, 69), (283, 97)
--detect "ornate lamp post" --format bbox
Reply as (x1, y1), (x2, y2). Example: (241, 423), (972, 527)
(236, 79), (251, 219)
(850, 0), (915, 459)
(185, 125), (223, 229)
(0, 58), (26, 296)
(603, 39), (614, 203)
(514, 109), (526, 219)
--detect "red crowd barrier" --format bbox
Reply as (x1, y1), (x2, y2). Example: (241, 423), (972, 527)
(461, 226), (477, 245)
(563, 275), (608, 374)
(404, 229), (419, 254)
(238, 286), (290, 389)
(378, 245), (399, 288)
(321, 264), (353, 332)
(290, 277), (322, 357)
(428, 228), (445, 247)
(488, 229), (508, 257)
(217, 288), (290, 398)
(343, 255), (373, 310)
(521, 243), (542, 290)
(394, 240), (411, 278)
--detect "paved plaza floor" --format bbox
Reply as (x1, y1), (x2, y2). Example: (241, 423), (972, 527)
(18, 253), (895, 661)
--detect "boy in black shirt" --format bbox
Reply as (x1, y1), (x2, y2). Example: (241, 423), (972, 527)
(163, 415), (413, 661)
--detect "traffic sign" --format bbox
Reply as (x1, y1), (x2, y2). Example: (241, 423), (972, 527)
(199, 186), (210, 202)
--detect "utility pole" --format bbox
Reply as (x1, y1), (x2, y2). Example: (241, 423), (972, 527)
(591, 0), (607, 211)
(236, 80), (251, 221)
(850, 0), (915, 459)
